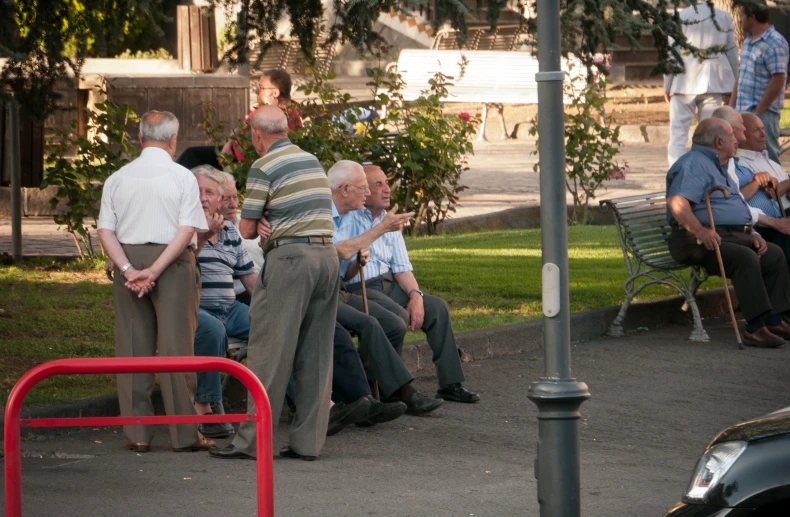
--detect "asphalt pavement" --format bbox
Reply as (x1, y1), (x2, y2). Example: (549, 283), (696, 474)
(2, 317), (788, 517)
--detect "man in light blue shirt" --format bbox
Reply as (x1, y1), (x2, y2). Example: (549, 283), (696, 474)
(667, 118), (790, 347)
(340, 164), (479, 404)
(329, 160), (445, 415)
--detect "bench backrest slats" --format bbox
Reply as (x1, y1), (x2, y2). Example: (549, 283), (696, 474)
(600, 193), (686, 270)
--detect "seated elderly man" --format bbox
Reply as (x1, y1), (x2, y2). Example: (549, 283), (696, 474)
(340, 164), (480, 403)
(329, 160), (445, 415)
(667, 118), (790, 348)
(737, 113), (790, 211)
(730, 113), (790, 263)
(191, 165), (257, 438)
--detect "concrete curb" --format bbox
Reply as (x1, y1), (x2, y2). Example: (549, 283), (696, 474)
(0, 287), (732, 436)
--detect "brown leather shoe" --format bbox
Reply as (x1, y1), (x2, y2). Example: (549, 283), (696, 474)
(124, 441), (151, 453)
(743, 327), (785, 348)
(173, 437), (216, 452)
(766, 320), (790, 339)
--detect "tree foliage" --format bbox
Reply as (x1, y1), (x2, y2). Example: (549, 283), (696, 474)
(41, 86), (139, 258)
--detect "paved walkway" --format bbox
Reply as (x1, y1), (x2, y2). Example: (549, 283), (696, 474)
(4, 140), (790, 256)
(2, 318), (787, 516)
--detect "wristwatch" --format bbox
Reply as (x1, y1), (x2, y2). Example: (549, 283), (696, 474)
(408, 289), (424, 298)
(120, 262), (133, 274)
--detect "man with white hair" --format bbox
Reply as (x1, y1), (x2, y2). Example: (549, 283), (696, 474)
(209, 105), (339, 461)
(343, 164), (479, 404)
(191, 165), (257, 439)
(98, 111), (211, 453)
(329, 160), (445, 415)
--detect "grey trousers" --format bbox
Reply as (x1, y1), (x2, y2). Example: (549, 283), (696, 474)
(347, 273), (465, 388)
(114, 245), (200, 449)
(232, 243), (340, 458)
(336, 291), (413, 398)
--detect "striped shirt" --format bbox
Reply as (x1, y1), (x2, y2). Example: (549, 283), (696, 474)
(733, 161), (783, 219)
(240, 138), (334, 242)
(98, 147), (208, 245)
(736, 148), (790, 210)
(198, 221), (255, 308)
(735, 26), (789, 114)
(332, 205), (412, 284)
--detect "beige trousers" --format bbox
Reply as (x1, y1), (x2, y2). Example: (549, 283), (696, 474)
(114, 245), (200, 448)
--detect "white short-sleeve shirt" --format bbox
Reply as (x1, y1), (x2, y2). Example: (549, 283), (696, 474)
(98, 147), (208, 244)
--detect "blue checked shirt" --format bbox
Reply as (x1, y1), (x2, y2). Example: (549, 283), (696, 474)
(735, 26), (790, 114)
(331, 203), (412, 283)
(732, 160), (783, 218)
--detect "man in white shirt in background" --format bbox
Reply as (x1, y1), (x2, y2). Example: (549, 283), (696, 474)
(665, 2), (739, 166)
(97, 110), (211, 453)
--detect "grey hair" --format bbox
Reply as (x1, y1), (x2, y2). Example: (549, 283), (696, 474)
(711, 106), (742, 128)
(218, 171), (236, 191)
(249, 109), (288, 134)
(327, 160), (364, 191)
(139, 111), (179, 143)
(692, 120), (729, 147)
(191, 165), (225, 196)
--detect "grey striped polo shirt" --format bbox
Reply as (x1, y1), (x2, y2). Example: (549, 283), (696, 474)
(240, 138), (334, 242)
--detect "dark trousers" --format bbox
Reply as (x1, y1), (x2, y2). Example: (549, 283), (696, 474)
(335, 291), (413, 398)
(758, 227), (790, 272)
(332, 323), (371, 404)
(347, 273), (465, 388)
(176, 145), (222, 170)
(668, 228), (790, 321)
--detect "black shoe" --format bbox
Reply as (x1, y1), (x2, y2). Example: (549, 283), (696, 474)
(437, 383), (480, 403)
(208, 444), (253, 460)
(210, 401), (236, 435)
(280, 446), (317, 461)
(327, 397), (371, 436)
(404, 391), (444, 415)
(357, 396), (408, 427)
(198, 417), (230, 439)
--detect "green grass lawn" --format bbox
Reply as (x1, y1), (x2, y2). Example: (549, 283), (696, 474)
(0, 226), (699, 409)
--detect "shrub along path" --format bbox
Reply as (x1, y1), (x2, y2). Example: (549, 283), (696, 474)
(0, 226), (711, 409)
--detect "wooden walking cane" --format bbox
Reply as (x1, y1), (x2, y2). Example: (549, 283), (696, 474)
(768, 185), (788, 218)
(705, 186), (743, 349)
(358, 252), (380, 400)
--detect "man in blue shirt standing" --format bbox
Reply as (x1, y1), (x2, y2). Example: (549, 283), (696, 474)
(730, 0), (789, 162)
(667, 118), (790, 347)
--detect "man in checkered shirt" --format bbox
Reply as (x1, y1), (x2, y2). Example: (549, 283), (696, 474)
(730, 0), (789, 162)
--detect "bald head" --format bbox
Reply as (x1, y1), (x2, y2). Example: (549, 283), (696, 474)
(740, 113), (767, 152)
(250, 105), (288, 134)
(692, 118), (737, 163)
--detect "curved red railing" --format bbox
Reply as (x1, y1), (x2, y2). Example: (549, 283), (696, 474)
(3, 357), (273, 517)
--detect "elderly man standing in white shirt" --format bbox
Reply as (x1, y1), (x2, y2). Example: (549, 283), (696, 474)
(665, 2), (739, 166)
(98, 110), (210, 454)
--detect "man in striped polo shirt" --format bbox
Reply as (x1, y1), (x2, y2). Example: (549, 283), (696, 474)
(191, 166), (257, 439)
(209, 105), (340, 461)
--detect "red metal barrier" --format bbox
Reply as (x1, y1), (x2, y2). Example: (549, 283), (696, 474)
(3, 357), (273, 517)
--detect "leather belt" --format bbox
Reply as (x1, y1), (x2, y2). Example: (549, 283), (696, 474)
(714, 225), (752, 233)
(262, 235), (332, 254)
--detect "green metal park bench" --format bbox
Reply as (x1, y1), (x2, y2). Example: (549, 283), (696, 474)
(599, 192), (710, 341)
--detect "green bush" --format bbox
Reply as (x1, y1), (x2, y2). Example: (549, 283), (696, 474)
(200, 60), (478, 234)
(114, 48), (174, 60)
(41, 87), (139, 259)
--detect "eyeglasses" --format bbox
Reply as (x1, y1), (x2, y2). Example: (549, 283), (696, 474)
(346, 183), (370, 192)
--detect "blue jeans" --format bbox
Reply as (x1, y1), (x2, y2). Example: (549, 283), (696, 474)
(193, 301), (250, 404)
(755, 110), (781, 163)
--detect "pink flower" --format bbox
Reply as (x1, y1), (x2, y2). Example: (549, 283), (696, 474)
(458, 112), (471, 122)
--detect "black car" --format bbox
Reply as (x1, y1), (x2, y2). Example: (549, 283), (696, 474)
(664, 407), (790, 516)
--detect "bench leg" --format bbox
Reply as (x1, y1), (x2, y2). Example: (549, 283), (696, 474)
(495, 103), (510, 140)
(685, 270), (710, 342)
(477, 103), (489, 142)
(606, 292), (635, 338)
